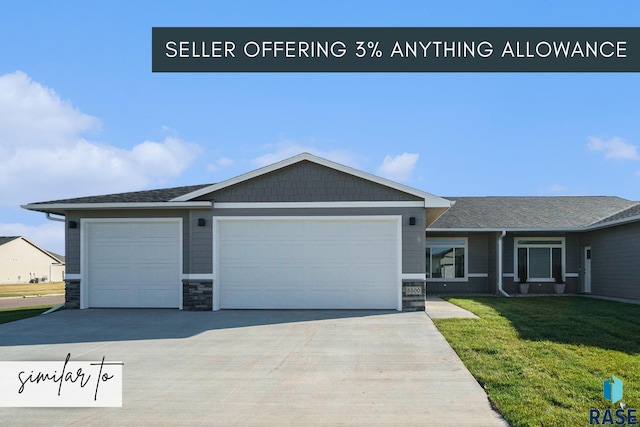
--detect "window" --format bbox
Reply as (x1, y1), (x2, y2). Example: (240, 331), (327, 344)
(426, 238), (467, 280)
(515, 238), (564, 282)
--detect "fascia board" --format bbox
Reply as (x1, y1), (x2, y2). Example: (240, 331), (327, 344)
(21, 201), (212, 213)
(426, 227), (585, 233)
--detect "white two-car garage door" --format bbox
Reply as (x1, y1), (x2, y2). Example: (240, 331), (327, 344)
(215, 217), (401, 310)
(85, 219), (182, 308)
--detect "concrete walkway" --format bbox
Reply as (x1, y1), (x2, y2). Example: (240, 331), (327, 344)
(425, 295), (480, 319)
(0, 309), (506, 426)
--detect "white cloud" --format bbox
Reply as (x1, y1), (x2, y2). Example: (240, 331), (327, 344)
(252, 141), (358, 168)
(376, 153), (419, 182)
(0, 71), (100, 147)
(0, 221), (65, 255)
(207, 156), (234, 172)
(587, 136), (639, 160)
(0, 71), (202, 207)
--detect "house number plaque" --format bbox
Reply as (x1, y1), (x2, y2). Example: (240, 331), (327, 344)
(405, 286), (422, 296)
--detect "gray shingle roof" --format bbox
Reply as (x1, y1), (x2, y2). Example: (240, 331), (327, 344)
(591, 203), (640, 227)
(0, 236), (20, 246)
(45, 251), (65, 263)
(430, 196), (638, 229)
(29, 184), (213, 205)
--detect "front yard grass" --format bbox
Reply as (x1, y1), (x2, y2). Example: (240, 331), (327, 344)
(0, 282), (64, 298)
(0, 305), (56, 325)
(434, 296), (640, 427)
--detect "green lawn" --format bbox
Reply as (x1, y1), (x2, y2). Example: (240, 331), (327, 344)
(0, 305), (56, 325)
(434, 297), (640, 427)
(0, 282), (64, 298)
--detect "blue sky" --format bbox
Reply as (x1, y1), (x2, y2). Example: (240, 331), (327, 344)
(1, 1), (639, 254)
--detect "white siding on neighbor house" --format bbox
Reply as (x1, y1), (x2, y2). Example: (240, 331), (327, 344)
(214, 216), (401, 310)
(0, 238), (64, 284)
(83, 219), (182, 308)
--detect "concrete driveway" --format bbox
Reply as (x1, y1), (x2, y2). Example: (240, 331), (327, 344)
(0, 309), (507, 426)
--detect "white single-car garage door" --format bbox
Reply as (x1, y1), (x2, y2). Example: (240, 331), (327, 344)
(215, 216), (401, 310)
(85, 219), (182, 308)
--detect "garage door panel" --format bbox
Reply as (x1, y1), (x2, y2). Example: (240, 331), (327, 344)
(90, 266), (133, 285)
(137, 223), (178, 238)
(137, 243), (180, 262)
(138, 287), (177, 307)
(222, 288), (395, 309)
(90, 287), (136, 308)
(90, 243), (137, 261)
(221, 245), (396, 264)
(135, 265), (179, 284)
(87, 221), (181, 308)
(91, 223), (136, 238)
(218, 218), (399, 309)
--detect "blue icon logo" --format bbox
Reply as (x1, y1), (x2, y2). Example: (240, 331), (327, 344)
(604, 376), (623, 404)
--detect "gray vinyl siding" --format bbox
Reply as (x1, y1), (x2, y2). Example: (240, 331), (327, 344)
(65, 215), (81, 274)
(503, 236), (515, 275)
(427, 277), (489, 294)
(211, 206), (426, 275)
(188, 209), (213, 274)
(584, 222), (640, 299)
(565, 235), (581, 275)
(196, 161), (422, 203)
(468, 234), (489, 274)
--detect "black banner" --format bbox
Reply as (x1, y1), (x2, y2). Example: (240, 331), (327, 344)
(152, 27), (640, 72)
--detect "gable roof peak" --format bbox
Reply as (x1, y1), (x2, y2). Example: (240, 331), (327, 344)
(0, 236), (64, 263)
(172, 152), (452, 208)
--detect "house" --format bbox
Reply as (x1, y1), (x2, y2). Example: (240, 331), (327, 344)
(22, 153), (450, 311)
(427, 197), (640, 298)
(21, 153), (640, 310)
(0, 236), (65, 284)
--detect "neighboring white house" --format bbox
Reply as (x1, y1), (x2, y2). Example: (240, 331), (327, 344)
(0, 236), (65, 284)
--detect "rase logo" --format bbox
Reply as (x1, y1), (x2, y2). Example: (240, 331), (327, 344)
(590, 376), (637, 425)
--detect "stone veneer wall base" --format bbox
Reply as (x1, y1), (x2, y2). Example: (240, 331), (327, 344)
(64, 279), (81, 309)
(182, 280), (213, 310)
(402, 280), (426, 311)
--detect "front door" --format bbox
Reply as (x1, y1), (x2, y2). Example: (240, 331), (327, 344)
(584, 246), (592, 293)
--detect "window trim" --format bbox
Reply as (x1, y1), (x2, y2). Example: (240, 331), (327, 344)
(514, 237), (565, 282)
(426, 237), (468, 282)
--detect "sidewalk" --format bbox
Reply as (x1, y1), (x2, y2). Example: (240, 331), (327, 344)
(0, 294), (64, 309)
(425, 295), (479, 319)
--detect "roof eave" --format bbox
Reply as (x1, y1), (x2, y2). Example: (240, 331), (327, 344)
(586, 214), (640, 231)
(426, 227), (586, 233)
(21, 201), (212, 214)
